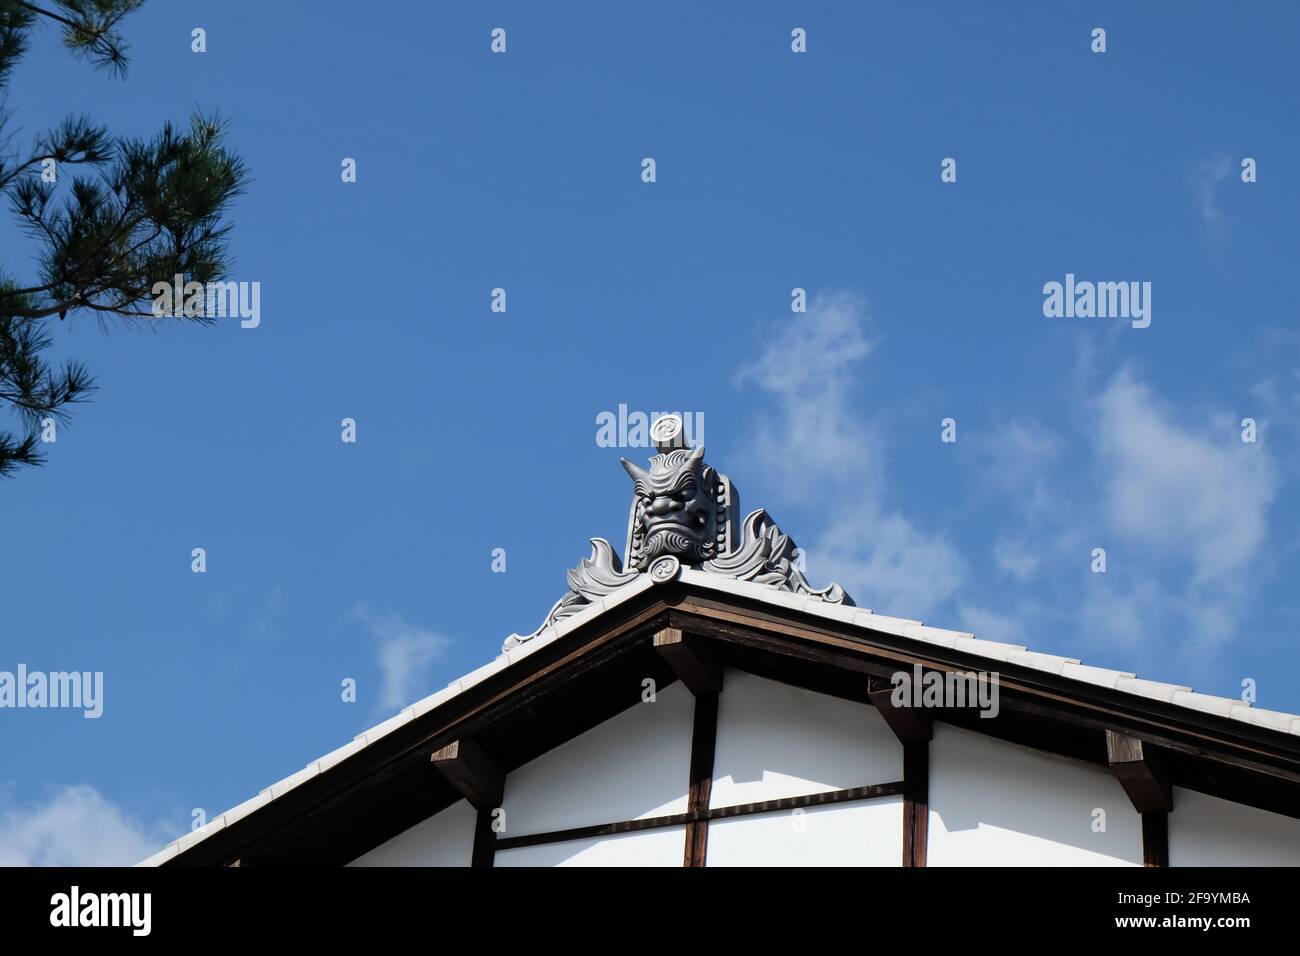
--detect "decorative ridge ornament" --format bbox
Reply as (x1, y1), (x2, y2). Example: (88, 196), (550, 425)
(503, 415), (853, 650)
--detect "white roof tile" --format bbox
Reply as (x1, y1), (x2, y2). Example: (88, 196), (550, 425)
(551, 599), (607, 640)
(261, 763), (320, 801)
(951, 636), (1027, 662)
(317, 738), (367, 772)
(135, 844), (178, 867)
(1171, 690), (1238, 718)
(903, 624), (970, 648)
(603, 573), (655, 610)
(1114, 676), (1193, 704)
(1060, 662), (1135, 689)
(1006, 649), (1080, 675)
(353, 708), (414, 746)
(176, 818), (226, 853)
(221, 790), (272, 828)
(458, 655), (509, 691)
(804, 600), (862, 626)
(1228, 703), (1294, 733)
(409, 685), (461, 720)
(761, 589), (810, 612)
(853, 612), (922, 637)
(678, 569), (771, 604)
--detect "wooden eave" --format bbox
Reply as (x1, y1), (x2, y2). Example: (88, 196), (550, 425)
(165, 580), (1300, 867)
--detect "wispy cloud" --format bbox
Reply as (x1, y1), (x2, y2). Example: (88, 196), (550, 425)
(1093, 370), (1276, 586)
(818, 507), (967, 617)
(1083, 370), (1277, 658)
(735, 290), (1279, 672)
(351, 604), (450, 710)
(0, 784), (168, 866)
(976, 366), (1277, 664)
(1190, 154), (1232, 227)
(736, 292), (966, 618)
(978, 420), (1064, 519)
(735, 290), (880, 496)
(992, 536), (1040, 582)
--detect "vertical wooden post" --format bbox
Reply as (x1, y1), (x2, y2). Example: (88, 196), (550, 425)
(902, 739), (929, 867)
(472, 805), (497, 868)
(653, 626), (723, 867)
(869, 675), (931, 868)
(1142, 811), (1169, 868)
(683, 691), (719, 867)
(431, 738), (504, 869)
(1106, 731), (1172, 867)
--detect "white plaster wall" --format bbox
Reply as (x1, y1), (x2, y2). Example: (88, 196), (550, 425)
(1169, 787), (1300, 866)
(501, 680), (694, 835)
(706, 797), (904, 866)
(347, 798), (476, 866)
(927, 725), (1142, 866)
(495, 825), (686, 867)
(710, 670), (902, 807)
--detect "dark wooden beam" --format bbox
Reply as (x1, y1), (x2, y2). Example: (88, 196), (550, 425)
(654, 627), (722, 697)
(902, 740), (929, 867)
(707, 782), (903, 820)
(471, 805), (497, 868)
(1107, 731), (1172, 868)
(1107, 731), (1172, 813)
(1141, 810), (1169, 867)
(494, 781), (904, 852)
(432, 739), (504, 869)
(868, 675), (933, 744)
(683, 691), (719, 866)
(431, 737), (504, 812)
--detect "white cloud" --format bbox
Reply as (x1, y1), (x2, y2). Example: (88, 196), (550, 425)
(736, 296), (1277, 666)
(816, 508), (967, 618)
(1093, 370), (1276, 585)
(976, 420), (1085, 584)
(984, 421), (1063, 485)
(1078, 577), (1168, 655)
(992, 536), (1040, 582)
(0, 784), (166, 866)
(958, 366), (1276, 664)
(980, 421), (1064, 513)
(737, 292), (966, 618)
(351, 604), (450, 710)
(1191, 154), (1231, 225)
(735, 290), (880, 497)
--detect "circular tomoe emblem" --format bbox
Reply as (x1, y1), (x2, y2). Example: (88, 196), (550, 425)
(651, 414), (685, 451)
(649, 555), (681, 582)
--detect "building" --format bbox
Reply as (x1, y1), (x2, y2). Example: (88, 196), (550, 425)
(141, 417), (1300, 867)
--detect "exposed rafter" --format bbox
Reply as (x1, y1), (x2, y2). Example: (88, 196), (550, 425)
(867, 674), (933, 744)
(431, 738), (504, 812)
(1106, 731), (1173, 814)
(654, 626), (722, 697)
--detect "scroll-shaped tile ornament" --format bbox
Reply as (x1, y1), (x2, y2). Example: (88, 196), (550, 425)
(504, 415), (852, 650)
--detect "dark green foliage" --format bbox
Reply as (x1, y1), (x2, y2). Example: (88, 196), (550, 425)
(0, 1), (245, 477)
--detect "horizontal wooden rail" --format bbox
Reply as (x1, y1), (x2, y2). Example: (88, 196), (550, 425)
(494, 781), (904, 852)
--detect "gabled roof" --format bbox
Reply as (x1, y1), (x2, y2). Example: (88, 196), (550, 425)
(141, 563), (1300, 867)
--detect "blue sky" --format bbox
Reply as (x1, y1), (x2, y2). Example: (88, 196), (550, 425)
(2, 1), (1299, 863)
